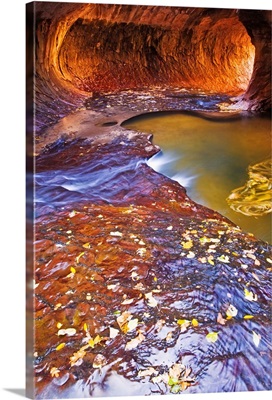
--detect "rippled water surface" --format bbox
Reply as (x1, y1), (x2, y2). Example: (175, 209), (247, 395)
(123, 112), (271, 243)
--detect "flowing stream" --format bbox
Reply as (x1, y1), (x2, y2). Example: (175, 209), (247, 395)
(123, 112), (271, 243)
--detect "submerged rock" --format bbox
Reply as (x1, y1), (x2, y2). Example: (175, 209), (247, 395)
(33, 133), (272, 398)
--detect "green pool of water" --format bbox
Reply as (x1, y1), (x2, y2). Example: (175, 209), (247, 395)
(123, 112), (271, 243)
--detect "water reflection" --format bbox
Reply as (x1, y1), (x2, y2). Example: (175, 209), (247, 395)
(123, 112), (271, 243)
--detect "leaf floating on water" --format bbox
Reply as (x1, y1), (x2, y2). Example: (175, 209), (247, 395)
(125, 332), (145, 351)
(93, 354), (107, 369)
(244, 315), (254, 319)
(226, 304), (238, 318)
(206, 332), (219, 343)
(244, 288), (258, 302)
(70, 266), (76, 274)
(58, 328), (76, 337)
(56, 342), (66, 351)
(82, 242), (90, 249)
(57, 322), (63, 329)
(145, 292), (158, 307)
(252, 331), (261, 347)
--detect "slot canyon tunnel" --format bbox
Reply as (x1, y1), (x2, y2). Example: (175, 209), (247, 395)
(27, 2), (272, 398)
(28, 2), (271, 132)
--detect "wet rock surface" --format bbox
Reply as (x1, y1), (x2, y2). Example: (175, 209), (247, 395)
(33, 131), (272, 398)
(26, 3), (272, 397)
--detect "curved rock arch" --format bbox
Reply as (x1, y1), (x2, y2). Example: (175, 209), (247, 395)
(30, 3), (271, 131)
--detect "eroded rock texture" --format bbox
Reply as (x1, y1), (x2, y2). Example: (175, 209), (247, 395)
(29, 2), (271, 132)
(33, 135), (271, 397)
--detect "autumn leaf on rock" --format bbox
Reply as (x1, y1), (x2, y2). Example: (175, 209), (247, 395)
(56, 343), (66, 351)
(76, 252), (85, 263)
(125, 332), (145, 351)
(181, 240), (193, 249)
(109, 327), (119, 339)
(252, 331), (261, 347)
(70, 346), (88, 367)
(110, 231), (123, 237)
(177, 319), (190, 333)
(226, 304), (238, 318)
(206, 332), (219, 343)
(191, 318), (198, 327)
(244, 288), (258, 301)
(138, 367), (158, 378)
(145, 292), (158, 307)
(58, 328), (76, 336)
(244, 315), (254, 320)
(217, 255), (230, 263)
(117, 311), (138, 333)
(121, 298), (134, 305)
(88, 335), (106, 348)
(217, 312), (226, 325)
(50, 367), (60, 378)
(93, 354), (107, 369)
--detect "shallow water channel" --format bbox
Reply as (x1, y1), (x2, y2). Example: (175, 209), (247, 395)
(123, 112), (271, 243)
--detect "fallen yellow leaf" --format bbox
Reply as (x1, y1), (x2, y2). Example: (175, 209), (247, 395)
(76, 252), (85, 263)
(206, 332), (219, 343)
(244, 288), (258, 301)
(182, 240), (193, 249)
(50, 367), (60, 378)
(56, 343), (66, 351)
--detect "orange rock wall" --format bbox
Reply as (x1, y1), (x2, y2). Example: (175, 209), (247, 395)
(31, 2), (271, 117)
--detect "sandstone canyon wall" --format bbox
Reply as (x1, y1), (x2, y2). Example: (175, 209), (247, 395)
(27, 2), (271, 133)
